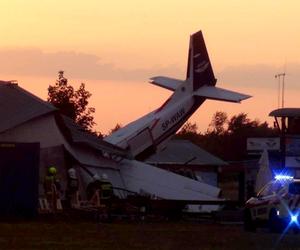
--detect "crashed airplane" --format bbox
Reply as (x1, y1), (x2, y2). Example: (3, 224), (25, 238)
(0, 30), (250, 214)
(104, 30), (251, 209)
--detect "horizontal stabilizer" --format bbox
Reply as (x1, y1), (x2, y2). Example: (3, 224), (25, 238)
(149, 76), (185, 91)
(194, 85), (251, 103)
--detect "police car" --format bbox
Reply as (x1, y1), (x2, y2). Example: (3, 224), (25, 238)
(244, 175), (300, 232)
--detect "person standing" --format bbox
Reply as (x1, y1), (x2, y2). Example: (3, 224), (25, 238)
(99, 174), (113, 202)
(86, 173), (113, 206)
(66, 167), (79, 208)
(43, 166), (61, 212)
(86, 174), (102, 201)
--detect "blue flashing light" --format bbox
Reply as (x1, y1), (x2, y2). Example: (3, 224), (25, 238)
(291, 215), (298, 223)
(274, 175), (294, 181)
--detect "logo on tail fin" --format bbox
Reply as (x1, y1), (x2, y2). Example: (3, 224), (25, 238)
(195, 61), (210, 73)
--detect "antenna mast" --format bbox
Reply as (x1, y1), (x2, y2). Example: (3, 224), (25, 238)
(275, 73), (286, 108)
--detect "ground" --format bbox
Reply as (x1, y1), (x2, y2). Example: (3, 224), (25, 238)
(0, 220), (300, 249)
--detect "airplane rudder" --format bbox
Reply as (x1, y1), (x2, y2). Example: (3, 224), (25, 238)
(190, 31), (217, 91)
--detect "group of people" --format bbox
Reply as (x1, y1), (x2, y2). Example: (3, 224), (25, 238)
(43, 166), (113, 211)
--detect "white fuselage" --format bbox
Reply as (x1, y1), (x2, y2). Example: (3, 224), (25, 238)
(105, 83), (201, 159)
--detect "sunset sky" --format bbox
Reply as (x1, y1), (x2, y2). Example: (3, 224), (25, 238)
(1, 0), (300, 134)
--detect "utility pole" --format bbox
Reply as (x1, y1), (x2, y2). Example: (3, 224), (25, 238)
(275, 72), (286, 169)
(275, 73), (286, 108)
(275, 74), (281, 108)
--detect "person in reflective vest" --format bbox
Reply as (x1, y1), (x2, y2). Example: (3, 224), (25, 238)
(43, 166), (61, 211)
(86, 173), (113, 204)
(99, 174), (113, 221)
(99, 173), (113, 201)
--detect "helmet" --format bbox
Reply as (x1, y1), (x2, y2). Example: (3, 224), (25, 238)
(48, 166), (57, 175)
(68, 168), (77, 179)
(101, 173), (108, 180)
(92, 174), (100, 181)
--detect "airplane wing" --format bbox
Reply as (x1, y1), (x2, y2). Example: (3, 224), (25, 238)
(149, 76), (185, 91)
(194, 85), (251, 103)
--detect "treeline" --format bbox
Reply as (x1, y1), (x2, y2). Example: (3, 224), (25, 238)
(175, 112), (277, 161)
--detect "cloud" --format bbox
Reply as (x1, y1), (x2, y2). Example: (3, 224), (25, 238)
(0, 48), (184, 81)
(218, 63), (300, 90)
(0, 47), (299, 90)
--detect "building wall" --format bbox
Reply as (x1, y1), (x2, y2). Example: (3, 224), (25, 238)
(0, 114), (119, 168)
(0, 114), (126, 196)
(0, 114), (65, 148)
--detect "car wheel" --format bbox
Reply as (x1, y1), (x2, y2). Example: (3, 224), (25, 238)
(268, 208), (284, 233)
(244, 209), (256, 232)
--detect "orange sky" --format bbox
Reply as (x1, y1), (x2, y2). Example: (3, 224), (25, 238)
(1, 1), (300, 134)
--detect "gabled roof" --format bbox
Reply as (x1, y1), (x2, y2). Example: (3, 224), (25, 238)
(269, 108), (300, 118)
(0, 81), (56, 133)
(0, 81), (127, 157)
(57, 115), (128, 157)
(145, 139), (227, 166)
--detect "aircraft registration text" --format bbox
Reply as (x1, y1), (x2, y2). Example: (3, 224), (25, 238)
(161, 108), (185, 131)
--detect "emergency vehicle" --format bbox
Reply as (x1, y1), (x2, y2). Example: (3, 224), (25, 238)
(244, 175), (300, 232)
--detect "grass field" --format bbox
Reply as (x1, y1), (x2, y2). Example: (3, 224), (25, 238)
(0, 219), (300, 249)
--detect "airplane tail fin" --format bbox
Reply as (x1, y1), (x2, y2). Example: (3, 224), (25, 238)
(150, 30), (217, 92)
(150, 30), (251, 103)
(187, 30), (217, 91)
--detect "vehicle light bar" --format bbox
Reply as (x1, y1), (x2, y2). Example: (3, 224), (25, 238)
(291, 214), (298, 223)
(274, 175), (294, 181)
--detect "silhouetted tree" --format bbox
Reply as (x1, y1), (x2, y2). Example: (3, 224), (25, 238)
(178, 121), (198, 135)
(208, 111), (228, 135)
(228, 113), (252, 134)
(48, 71), (96, 132)
(176, 121), (201, 144)
(108, 123), (122, 135)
